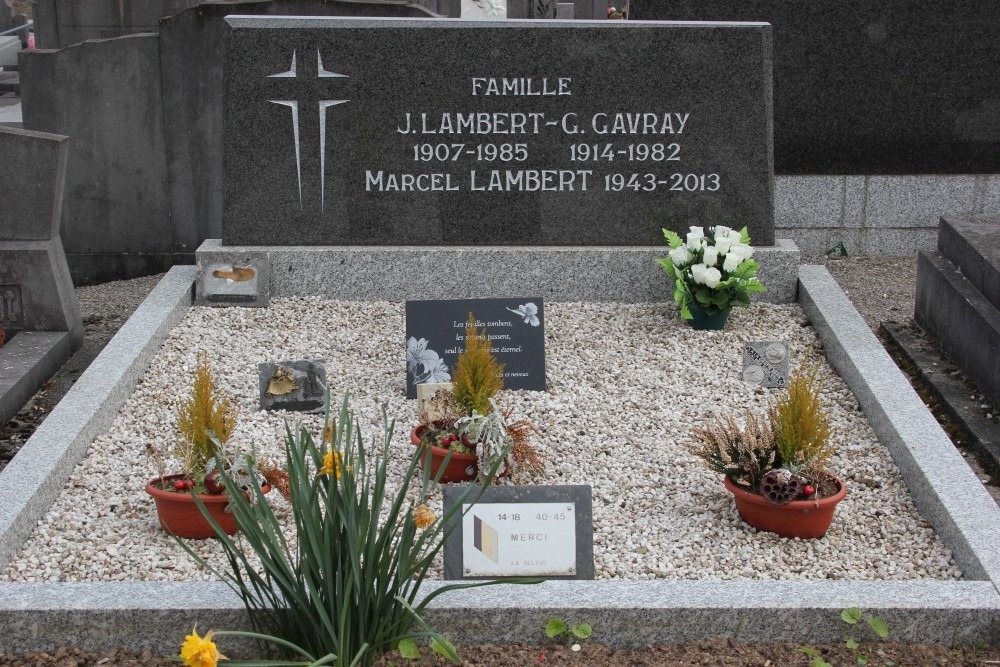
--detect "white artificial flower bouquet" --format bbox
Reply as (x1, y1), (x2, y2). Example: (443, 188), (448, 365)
(656, 225), (766, 320)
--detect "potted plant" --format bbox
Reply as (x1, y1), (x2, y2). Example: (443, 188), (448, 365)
(411, 313), (542, 483)
(690, 359), (846, 538)
(145, 352), (270, 538)
(656, 225), (766, 330)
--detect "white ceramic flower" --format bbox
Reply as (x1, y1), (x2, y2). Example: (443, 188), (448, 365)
(713, 225), (732, 240)
(728, 229), (743, 245)
(704, 267), (722, 288)
(723, 252), (741, 273)
(686, 227), (705, 250)
(714, 236), (732, 255)
(731, 242), (754, 260)
(691, 263), (708, 285)
(668, 245), (694, 267)
(703, 246), (719, 267)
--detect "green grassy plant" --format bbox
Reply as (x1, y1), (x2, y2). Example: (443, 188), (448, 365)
(179, 392), (538, 666)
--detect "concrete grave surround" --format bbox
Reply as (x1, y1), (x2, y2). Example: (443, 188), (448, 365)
(915, 217), (1000, 410)
(1, 266), (999, 653)
(223, 17), (775, 247)
(0, 127), (82, 426)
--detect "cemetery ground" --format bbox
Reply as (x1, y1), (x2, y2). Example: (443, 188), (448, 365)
(0, 257), (999, 665)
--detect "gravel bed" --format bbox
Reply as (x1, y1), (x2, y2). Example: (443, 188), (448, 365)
(1, 299), (959, 583)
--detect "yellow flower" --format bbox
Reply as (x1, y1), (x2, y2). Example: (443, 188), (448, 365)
(413, 504), (436, 530)
(180, 625), (227, 667)
(320, 450), (342, 478)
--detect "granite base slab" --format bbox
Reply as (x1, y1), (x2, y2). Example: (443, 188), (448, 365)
(1, 264), (999, 652)
(195, 240), (800, 304)
(0, 331), (71, 428)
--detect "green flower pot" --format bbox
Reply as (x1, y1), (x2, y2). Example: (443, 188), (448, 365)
(688, 304), (731, 330)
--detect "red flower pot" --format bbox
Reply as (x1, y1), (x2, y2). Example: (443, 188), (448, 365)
(411, 423), (480, 483)
(724, 475), (846, 539)
(145, 474), (270, 539)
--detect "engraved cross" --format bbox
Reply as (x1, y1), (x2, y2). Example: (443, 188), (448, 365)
(268, 49), (350, 212)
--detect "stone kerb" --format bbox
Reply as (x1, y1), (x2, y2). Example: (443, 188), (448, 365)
(798, 264), (1000, 586)
(2, 267), (1000, 652)
(0, 266), (195, 572)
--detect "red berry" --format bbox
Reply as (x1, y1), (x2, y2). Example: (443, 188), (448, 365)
(204, 470), (226, 494)
(173, 480), (187, 491)
(449, 433), (459, 442)
(185, 479), (195, 490)
(440, 435), (451, 447)
(803, 485), (816, 497)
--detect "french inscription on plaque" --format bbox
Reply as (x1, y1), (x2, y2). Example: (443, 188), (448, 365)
(223, 17), (774, 246)
(0, 285), (22, 328)
(742, 341), (789, 388)
(405, 298), (546, 399)
(442, 485), (594, 579)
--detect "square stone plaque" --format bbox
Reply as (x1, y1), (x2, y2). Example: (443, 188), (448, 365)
(443, 484), (593, 580)
(742, 341), (789, 388)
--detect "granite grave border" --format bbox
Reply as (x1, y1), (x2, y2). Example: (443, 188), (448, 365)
(1, 263), (999, 653)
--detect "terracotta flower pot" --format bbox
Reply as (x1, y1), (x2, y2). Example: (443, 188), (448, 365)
(146, 474), (270, 539)
(411, 423), (480, 483)
(724, 475), (846, 539)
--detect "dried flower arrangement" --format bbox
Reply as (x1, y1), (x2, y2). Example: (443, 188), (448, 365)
(692, 358), (840, 502)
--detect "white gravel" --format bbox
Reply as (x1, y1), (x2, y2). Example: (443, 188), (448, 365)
(1, 299), (959, 583)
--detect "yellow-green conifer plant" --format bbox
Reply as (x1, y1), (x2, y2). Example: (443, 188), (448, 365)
(770, 359), (833, 475)
(176, 352), (238, 473)
(452, 312), (504, 416)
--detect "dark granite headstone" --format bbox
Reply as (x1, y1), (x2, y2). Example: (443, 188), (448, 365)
(258, 359), (327, 412)
(442, 484), (594, 579)
(224, 17), (774, 246)
(405, 297), (546, 399)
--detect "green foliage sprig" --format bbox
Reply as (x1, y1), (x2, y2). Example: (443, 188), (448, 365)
(771, 359), (834, 476)
(452, 312), (504, 415)
(657, 225), (766, 319)
(545, 618), (593, 642)
(177, 392), (540, 667)
(175, 352), (237, 475)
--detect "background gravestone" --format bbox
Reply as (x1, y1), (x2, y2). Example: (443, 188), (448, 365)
(0, 126), (82, 427)
(224, 17), (774, 246)
(19, 0), (441, 284)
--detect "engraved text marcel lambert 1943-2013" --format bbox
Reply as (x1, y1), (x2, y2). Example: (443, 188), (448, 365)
(365, 76), (719, 195)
